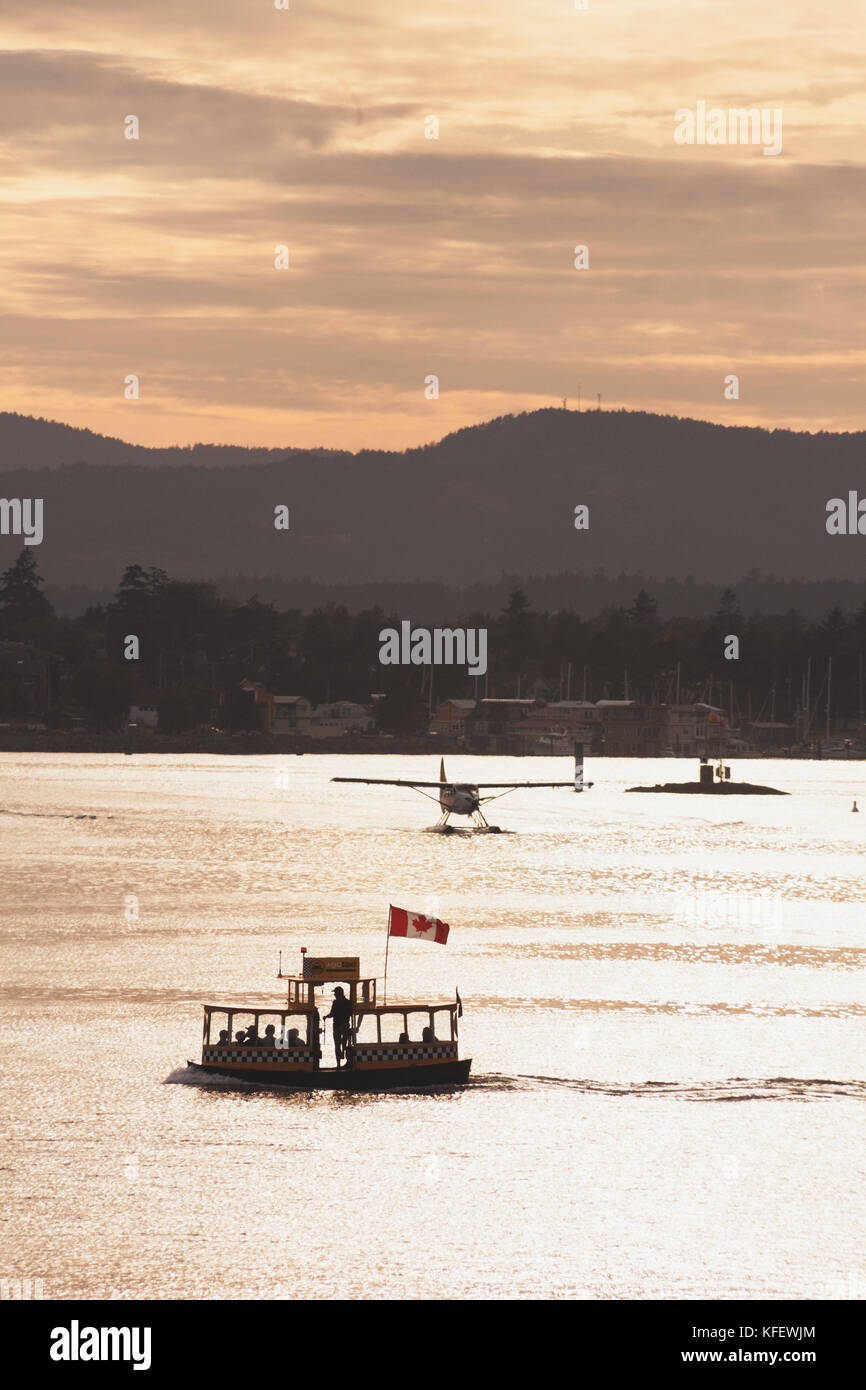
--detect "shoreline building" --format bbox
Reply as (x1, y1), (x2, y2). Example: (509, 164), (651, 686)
(237, 680), (312, 735)
(431, 695), (741, 756)
(308, 701), (374, 740)
(594, 700), (669, 757)
(514, 700), (603, 755)
(667, 702), (726, 757)
(429, 698), (477, 741)
(466, 698), (540, 753)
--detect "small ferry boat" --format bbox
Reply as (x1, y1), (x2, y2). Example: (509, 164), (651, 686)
(186, 949), (471, 1090)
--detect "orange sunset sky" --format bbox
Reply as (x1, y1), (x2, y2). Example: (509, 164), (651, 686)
(1, 0), (864, 450)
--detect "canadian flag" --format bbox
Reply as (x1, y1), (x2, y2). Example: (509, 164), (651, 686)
(389, 905), (450, 945)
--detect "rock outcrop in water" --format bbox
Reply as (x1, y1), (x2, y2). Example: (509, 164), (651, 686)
(626, 779), (787, 795)
(626, 758), (787, 795)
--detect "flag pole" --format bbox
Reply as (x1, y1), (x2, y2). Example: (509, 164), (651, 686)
(383, 905), (392, 1005)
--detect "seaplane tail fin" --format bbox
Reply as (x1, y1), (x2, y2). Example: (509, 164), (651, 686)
(439, 756), (447, 808)
(440, 757), (446, 783)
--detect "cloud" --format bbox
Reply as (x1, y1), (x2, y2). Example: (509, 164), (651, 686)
(0, 3), (863, 448)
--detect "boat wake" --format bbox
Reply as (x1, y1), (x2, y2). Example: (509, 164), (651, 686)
(165, 1066), (267, 1091)
(477, 1074), (866, 1102)
(166, 1066), (866, 1103)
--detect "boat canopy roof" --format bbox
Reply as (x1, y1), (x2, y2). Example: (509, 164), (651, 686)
(203, 951), (460, 1019)
(203, 1001), (457, 1017)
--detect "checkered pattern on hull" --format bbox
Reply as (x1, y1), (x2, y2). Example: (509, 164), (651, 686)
(202, 1046), (312, 1064)
(354, 1044), (458, 1063)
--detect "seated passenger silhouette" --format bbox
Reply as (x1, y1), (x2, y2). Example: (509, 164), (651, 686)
(287, 1027), (303, 1048)
(262, 1024), (276, 1048)
(398, 1031), (410, 1043)
(218, 1030), (230, 1045)
(234, 1030), (247, 1044)
(422, 1025), (437, 1042)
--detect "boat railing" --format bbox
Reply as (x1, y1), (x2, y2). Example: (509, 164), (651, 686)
(283, 976), (377, 1008)
(348, 1002), (459, 1044)
(202, 1004), (320, 1052)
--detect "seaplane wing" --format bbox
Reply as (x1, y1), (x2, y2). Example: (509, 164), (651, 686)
(474, 781), (574, 789)
(330, 777), (574, 790)
(331, 777), (449, 788)
(475, 780), (577, 806)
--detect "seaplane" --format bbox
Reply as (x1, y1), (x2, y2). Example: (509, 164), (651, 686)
(333, 749), (590, 831)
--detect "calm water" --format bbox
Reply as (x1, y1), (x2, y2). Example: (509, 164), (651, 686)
(1, 753), (864, 1300)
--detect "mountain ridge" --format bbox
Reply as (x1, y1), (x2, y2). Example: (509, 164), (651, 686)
(2, 408), (864, 589)
(3, 405), (861, 472)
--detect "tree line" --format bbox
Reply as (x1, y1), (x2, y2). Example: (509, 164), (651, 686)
(1, 549), (864, 734)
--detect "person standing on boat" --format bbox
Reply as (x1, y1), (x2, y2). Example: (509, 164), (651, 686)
(325, 986), (352, 1067)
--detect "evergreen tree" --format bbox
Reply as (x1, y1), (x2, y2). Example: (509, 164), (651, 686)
(502, 587), (530, 620)
(106, 564), (168, 678)
(0, 548), (53, 625)
(500, 587), (534, 676)
(717, 588), (741, 620)
(629, 589), (659, 623)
